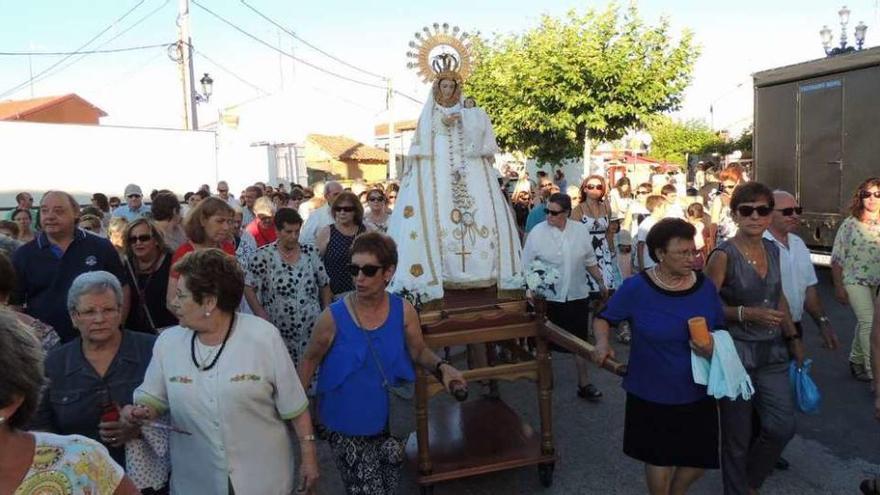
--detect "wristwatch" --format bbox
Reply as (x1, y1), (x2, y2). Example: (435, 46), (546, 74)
(434, 359), (452, 377)
(817, 315), (830, 325)
(300, 434), (316, 442)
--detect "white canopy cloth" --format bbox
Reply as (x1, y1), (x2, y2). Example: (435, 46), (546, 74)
(387, 94), (523, 302)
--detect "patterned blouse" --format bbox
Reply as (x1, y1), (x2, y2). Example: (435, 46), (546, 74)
(832, 216), (880, 286)
(14, 432), (124, 495)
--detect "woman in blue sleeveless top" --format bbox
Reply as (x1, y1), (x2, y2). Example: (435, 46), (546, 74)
(298, 232), (466, 495)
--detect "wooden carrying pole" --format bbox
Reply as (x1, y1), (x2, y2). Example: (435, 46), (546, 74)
(540, 320), (628, 377)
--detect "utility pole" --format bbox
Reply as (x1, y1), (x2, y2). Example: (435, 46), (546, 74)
(178, 0), (199, 130)
(387, 78), (397, 180)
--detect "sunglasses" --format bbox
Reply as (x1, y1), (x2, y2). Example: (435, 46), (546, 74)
(859, 190), (880, 199)
(218, 189), (228, 193)
(334, 206), (356, 213)
(368, 196), (385, 202)
(128, 234), (153, 243)
(348, 263), (383, 277)
(544, 208), (567, 216)
(775, 207), (803, 216)
(736, 205), (772, 217)
(583, 184), (604, 191)
(636, 190), (649, 195)
(127, 194), (142, 199)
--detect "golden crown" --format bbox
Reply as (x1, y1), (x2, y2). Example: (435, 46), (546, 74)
(406, 22), (473, 83)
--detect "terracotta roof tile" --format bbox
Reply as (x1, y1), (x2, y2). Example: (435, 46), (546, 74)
(307, 134), (389, 162)
(0, 93), (107, 120)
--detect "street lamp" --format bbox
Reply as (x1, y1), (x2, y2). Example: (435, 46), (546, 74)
(195, 73), (213, 103)
(821, 5), (868, 56)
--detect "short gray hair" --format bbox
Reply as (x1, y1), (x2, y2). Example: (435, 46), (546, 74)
(0, 309), (44, 429)
(67, 271), (124, 314)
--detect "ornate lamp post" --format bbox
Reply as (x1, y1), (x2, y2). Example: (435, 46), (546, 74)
(195, 73), (213, 103)
(821, 6), (868, 56)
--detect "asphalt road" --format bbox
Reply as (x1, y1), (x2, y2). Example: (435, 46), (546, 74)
(309, 269), (878, 494)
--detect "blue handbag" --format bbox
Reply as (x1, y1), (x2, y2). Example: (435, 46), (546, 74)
(789, 359), (821, 414)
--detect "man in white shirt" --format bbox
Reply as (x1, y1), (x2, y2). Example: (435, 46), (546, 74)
(764, 190), (839, 471)
(636, 195), (667, 271)
(216, 180), (239, 208)
(241, 185), (262, 227)
(661, 184), (686, 219)
(299, 181), (343, 246)
(764, 190), (839, 348)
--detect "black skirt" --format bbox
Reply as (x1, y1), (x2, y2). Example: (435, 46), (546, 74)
(623, 393), (720, 469)
(546, 298), (591, 353)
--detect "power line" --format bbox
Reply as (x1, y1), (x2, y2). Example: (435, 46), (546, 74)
(26, 0), (172, 93)
(239, 0), (385, 80)
(0, 43), (173, 56)
(191, 0), (392, 93)
(193, 48), (273, 96)
(0, 0), (148, 99)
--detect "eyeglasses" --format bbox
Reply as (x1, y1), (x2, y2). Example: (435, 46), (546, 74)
(75, 307), (120, 320)
(348, 263), (383, 277)
(859, 190), (880, 199)
(736, 205), (772, 217)
(128, 234), (153, 244)
(775, 207), (803, 216)
(666, 249), (699, 258)
(636, 190), (649, 195)
(368, 196), (385, 202)
(334, 206), (356, 213)
(544, 208), (567, 216)
(583, 184), (604, 191)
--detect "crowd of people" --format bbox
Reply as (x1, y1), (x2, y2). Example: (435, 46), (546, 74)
(0, 167), (878, 495)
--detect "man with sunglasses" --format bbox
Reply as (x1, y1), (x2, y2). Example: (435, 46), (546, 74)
(111, 184), (151, 222)
(215, 180), (239, 208)
(765, 190), (840, 349)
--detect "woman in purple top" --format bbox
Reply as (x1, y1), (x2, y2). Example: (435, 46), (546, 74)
(593, 218), (722, 495)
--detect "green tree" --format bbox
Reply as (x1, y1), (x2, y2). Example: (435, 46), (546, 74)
(645, 115), (724, 164)
(466, 3), (699, 164)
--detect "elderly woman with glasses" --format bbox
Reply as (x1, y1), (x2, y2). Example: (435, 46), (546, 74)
(523, 193), (608, 400)
(317, 192), (368, 299)
(122, 219), (178, 334)
(32, 271), (157, 473)
(705, 181), (805, 495)
(0, 309), (142, 495)
(363, 189), (391, 233)
(593, 218), (723, 495)
(299, 232), (465, 494)
(122, 249), (319, 495)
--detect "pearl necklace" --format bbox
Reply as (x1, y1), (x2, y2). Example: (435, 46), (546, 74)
(652, 266), (695, 291)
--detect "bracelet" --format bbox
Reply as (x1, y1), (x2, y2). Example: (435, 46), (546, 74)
(817, 315), (830, 324)
(299, 434), (316, 442)
(737, 305), (744, 323)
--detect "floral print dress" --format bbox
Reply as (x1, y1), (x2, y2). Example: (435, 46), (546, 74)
(15, 432), (124, 495)
(832, 216), (880, 286)
(245, 243), (330, 366)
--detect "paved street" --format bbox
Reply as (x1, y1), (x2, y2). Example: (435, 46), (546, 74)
(310, 268), (879, 494)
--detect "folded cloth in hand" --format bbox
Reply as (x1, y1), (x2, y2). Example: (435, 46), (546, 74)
(691, 330), (754, 401)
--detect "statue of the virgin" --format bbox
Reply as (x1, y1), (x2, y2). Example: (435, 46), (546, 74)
(388, 26), (523, 303)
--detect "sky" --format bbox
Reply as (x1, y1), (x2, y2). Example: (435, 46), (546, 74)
(1, 0), (878, 145)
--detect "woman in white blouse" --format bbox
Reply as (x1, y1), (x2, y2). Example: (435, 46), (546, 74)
(121, 249), (319, 495)
(523, 193), (608, 400)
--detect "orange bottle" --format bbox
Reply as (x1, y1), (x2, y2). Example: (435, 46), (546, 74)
(688, 316), (711, 347)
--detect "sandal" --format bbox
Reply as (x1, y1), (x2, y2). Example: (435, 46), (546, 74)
(856, 369), (874, 383)
(851, 361), (864, 378)
(577, 384), (603, 401)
